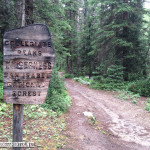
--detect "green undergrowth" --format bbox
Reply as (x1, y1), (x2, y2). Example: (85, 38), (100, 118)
(72, 65), (150, 98)
(74, 75), (150, 98)
(145, 98), (150, 112)
(0, 101), (67, 149)
(73, 75), (150, 111)
(64, 73), (74, 78)
(73, 76), (92, 85)
(0, 67), (71, 114)
(0, 68), (71, 149)
(114, 90), (140, 104)
(91, 80), (128, 91)
(73, 76), (129, 90)
(128, 78), (150, 97)
(41, 70), (71, 114)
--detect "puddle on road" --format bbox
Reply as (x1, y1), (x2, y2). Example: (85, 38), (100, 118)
(101, 105), (150, 147)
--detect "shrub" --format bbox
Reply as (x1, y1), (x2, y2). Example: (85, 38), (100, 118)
(64, 74), (74, 78)
(128, 73), (141, 81)
(145, 99), (150, 112)
(91, 72), (128, 90)
(73, 77), (91, 85)
(41, 70), (71, 113)
(90, 79), (127, 90)
(106, 65), (124, 83)
(90, 65), (126, 90)
(128, 78), (150, 97)
(93, 75), (103, 81)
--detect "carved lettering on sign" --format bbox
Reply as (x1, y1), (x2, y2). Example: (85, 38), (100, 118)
(17, 49), (42, 56)
(4, 61), (51, 70)
(12, 91), (41, 97)
(4, 72), (51, 79)
(3, 24), (55, 104)
(4, 40), (51, 47)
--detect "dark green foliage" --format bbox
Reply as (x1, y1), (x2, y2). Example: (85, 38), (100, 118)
(107, 65), (124, 83)
(57, 0), (149, 83)
(78, 0), (98, 77)
(0, 0), (16, 52)
(128, 78), (150, 97)
(76, 0), (148, 81)
(91, 78), (127, 91)
(62, 0), (79, 74)
(64, 74), (74, 78)
(42, 70), (71, 113)
(128, 73), (142, 81)
(145, 99), (150, 112)
(98, 0), (147, 81)
(90, 64), (125, 90)
(73, 76), (91, 85)
(34, 0), (71, 58)
(91, 75), (150, 97)
(0, 0), (72, 113)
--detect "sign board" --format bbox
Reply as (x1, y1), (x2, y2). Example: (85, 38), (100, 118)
(3, 24), (55, 104)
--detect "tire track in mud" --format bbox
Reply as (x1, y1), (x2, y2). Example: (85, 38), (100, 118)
(79, 91), (150, 147)
(64, 79), (150, 150)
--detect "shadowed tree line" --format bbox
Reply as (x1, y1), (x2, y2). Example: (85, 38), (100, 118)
(0, 0), (150, 81)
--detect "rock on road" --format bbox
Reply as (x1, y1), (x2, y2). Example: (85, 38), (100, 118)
(63, 78), (150, 150)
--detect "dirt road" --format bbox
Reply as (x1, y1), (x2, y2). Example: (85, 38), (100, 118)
(63, 79), (150, 150)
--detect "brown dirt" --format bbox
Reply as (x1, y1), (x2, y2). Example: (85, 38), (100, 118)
(63, 79), (150, 150)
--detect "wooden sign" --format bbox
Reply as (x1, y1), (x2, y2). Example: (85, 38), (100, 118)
(3, 24), (55, 104)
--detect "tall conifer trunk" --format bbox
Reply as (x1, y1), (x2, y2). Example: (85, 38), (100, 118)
(15, 0), (24, 27)
(123, 0), (129, 81)
(13, 0), (25, 147)
(25, 0), (34, 25)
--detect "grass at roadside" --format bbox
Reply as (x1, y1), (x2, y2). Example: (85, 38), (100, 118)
(0, 101), (67, 150)
(114, 90), (140, 104)
(145, 98), (150, 112)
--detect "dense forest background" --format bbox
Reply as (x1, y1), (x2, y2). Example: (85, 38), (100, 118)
(1, 1), (150, 148)
(0, 0), (150, 101)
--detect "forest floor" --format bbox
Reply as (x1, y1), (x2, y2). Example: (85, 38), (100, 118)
(62, 78), (150, 150)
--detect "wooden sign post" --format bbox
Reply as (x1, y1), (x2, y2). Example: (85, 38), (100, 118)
(3, 24), (55, 149)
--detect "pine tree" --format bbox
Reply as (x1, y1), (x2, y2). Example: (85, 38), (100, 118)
(34, 0), (71, 71)
(0, 0), (149, 81)
(97, 0), (147, 80)
(79, 0), (97, 77)
(0, 0), (16, 52)
(63, 0), (79, 73)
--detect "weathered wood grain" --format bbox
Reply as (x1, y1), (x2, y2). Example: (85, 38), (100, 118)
(3, 24), (55, 104)
(13, 104), (23, 143)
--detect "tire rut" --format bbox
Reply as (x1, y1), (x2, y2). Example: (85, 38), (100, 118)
(63, 79), (150, 150)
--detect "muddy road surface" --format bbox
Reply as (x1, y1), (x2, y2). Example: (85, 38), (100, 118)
(63, 79), (150, 150)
